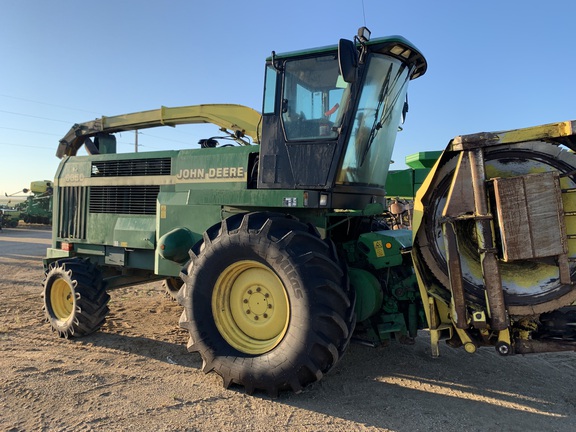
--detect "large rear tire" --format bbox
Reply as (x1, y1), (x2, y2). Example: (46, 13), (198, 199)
(179, 212), (355, 396)
(42, 258), (110, 338)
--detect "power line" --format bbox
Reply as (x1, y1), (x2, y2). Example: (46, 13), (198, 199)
(0, 112), (200, 147)
(0, 109), (71, 124)
(0, 141), (54, 150)
(0, 109), (206, 150)
(0, 94), (222, 148)
(0, 125), (167, 147)
(0, 93), (101, 115)
(0, 126), (61, 137)
(0, 95), (209, 146)
(139, 131), (193, 146)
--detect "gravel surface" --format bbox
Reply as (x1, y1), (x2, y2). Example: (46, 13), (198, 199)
(1, 227), (575, 431)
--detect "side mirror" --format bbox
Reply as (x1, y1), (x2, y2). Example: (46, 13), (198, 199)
(338, 39), (358, 83)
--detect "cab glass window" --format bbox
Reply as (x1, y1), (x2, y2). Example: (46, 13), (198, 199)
(281, 55), (348, 141)
(263, 65), (277, 115)
(336, 54), (409, 187)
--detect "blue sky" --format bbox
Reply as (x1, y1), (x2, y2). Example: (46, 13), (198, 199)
(1, 0), (575, 198)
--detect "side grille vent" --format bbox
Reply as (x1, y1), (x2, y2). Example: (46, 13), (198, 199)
(91, 158), (171, 177)
(89, 186), (159, 215)
(58, 187), (87, 239)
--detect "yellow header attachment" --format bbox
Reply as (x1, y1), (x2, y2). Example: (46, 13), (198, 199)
(56, 104), (262, 158)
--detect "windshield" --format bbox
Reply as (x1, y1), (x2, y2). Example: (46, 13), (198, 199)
(336, 54), (410, 188)
(281, 55), (349, 141)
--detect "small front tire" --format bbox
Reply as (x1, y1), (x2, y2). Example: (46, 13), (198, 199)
(162, 277), (183, 302)
(42, 258), (110, 338)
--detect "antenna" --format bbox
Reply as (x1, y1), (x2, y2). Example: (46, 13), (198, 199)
(361, 0), (367, 27)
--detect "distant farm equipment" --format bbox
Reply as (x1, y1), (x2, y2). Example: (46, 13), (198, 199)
(15, 181), (53, 225)
(0, 206), (19, 228)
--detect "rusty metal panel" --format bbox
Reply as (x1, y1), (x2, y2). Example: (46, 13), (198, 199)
(450, 120), (576, 151)
(494, 172), (565, 261)
(442, 222), (468, 329)
(442, 151), (476, 218)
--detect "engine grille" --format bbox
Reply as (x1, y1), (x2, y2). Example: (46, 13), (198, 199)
(58, 186), (87, 239)
(91, 158), (171, 177)
(89, 185), (159, 215)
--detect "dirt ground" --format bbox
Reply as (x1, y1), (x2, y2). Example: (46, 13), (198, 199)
(0, 227), (575, 432)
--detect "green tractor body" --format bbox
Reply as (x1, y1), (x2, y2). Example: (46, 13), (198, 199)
(42, 29), (576, 396)
(46, 32), (426, 296)
(44, 31), (426, 394)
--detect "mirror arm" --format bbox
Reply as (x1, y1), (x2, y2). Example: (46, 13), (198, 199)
(271, 51), (283, 73)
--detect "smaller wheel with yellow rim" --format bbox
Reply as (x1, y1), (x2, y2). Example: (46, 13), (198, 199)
(42, 258), (110, 338)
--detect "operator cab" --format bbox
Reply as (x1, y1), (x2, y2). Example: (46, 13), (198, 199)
(257, 28), (426, 208)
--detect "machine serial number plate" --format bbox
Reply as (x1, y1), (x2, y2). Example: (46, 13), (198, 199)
(283, 197), (297, 207)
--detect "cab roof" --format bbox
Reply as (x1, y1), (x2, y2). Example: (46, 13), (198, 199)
(267, 35), (427, 79)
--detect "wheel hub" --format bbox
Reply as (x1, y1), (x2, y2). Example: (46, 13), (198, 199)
(50, 279), (74, 321)
(243, 286), (273, 320)
(212, 260), (290, 354)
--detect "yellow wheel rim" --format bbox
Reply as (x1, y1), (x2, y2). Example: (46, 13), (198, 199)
(50, 278), (74, 321)
(212, 260), (289, 355)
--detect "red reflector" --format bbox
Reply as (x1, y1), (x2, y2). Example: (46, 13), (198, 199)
(61, 242), (74, 252)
